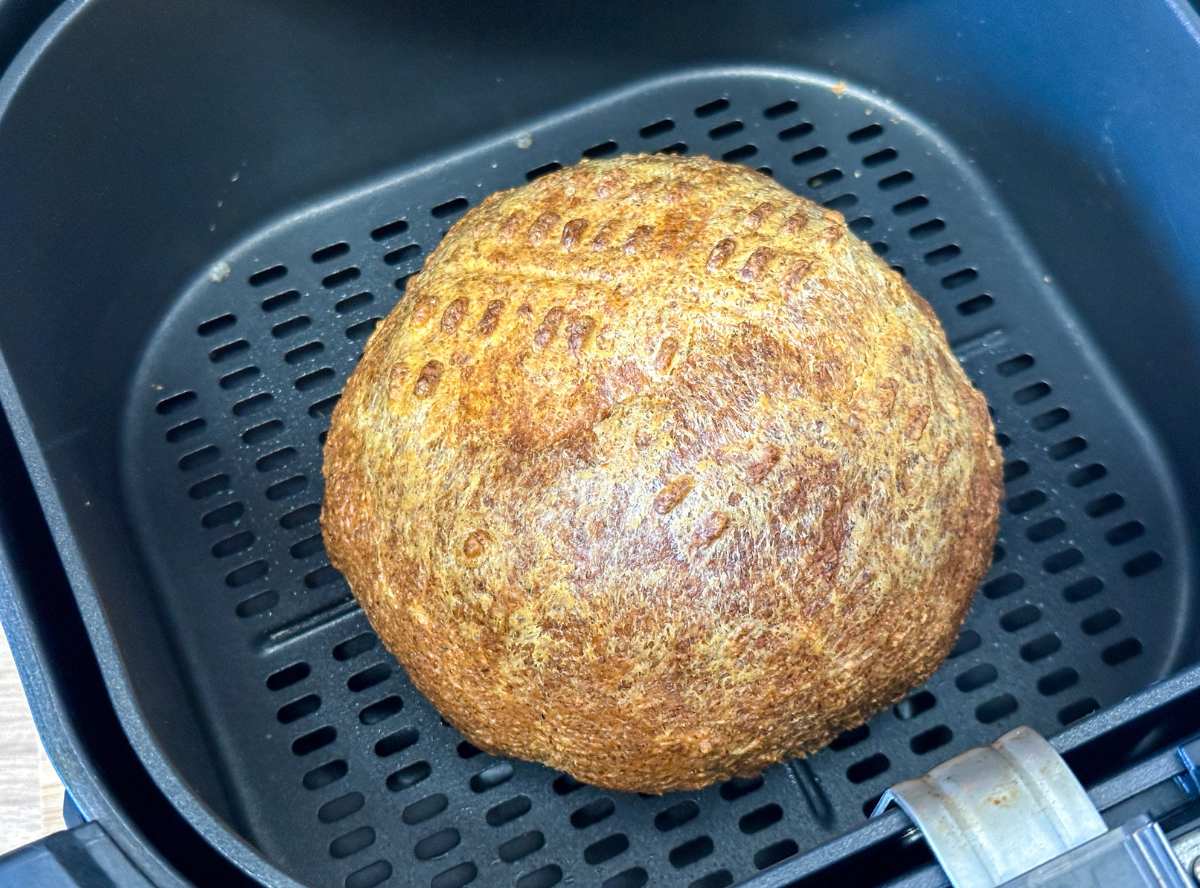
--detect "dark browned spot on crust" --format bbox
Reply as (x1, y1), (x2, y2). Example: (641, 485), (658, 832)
(706, 238), (736, 273)
(655, 336), (680, 373)
(693, 511), (730, 547)
(591, 221), (618, 251)
(783, 211), (809, 234)
(653, 476), (694, 515)
(441, 297), (468, 332)
(877, 378), (899, 417)
(462, 529), (492, 559)
(906, 403), (932, 442)
(566, 315), (596, 352)
(783, 261), (815, 297)
(744, 202), (774, 230)
(740, 247), (773, 282)
(534, 307), (565, 347)
(413, 360), (443, 398)
(561, 218), (588, 250)
(727, 491), (743, 506)
(477, 299), (505, 335)
(387, 362), (411, 400)
(516, 303), (533, 321)
(747, 444), (781, 484)
(410, 294), (438, 325)
(529, 211), (561, 245)
(623, 225), (653, 255)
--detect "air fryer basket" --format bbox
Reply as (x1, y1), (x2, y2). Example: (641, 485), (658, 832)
(2, 2), (1200, 888)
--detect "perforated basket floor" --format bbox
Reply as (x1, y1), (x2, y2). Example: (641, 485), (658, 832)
(124, 70), (1186, 888)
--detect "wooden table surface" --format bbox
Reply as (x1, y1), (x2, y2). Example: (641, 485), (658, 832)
(0, 627), (65, 856)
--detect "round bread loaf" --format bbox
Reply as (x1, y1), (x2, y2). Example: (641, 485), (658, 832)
(322, 154), (1002, 793)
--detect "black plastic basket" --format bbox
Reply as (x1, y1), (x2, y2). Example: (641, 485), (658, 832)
(1, 2), (1199, 887)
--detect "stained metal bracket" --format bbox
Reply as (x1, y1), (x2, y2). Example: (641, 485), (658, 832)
(871, 726), (1194, 887)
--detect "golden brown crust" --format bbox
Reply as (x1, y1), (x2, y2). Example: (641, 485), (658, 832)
(321, 154), (1002, 793)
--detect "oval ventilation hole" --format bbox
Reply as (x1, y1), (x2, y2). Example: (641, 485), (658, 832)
(1063, 576), (1104, 603)
(346, 861), (391, 888)
(470, 762), (514, 793)
(486, 794), (531, 827)
(249, 264), (286, 287)
(386, 760), (431, 792)
(370, 218), (409, 241)
(862, 147), (898, 167)
(526, 162), (563, 181)
(655, 800), (699, 832)
(374, 727), (419, 758)
(754, 839), (799, 869)
(848, 216), (873, 234)
(290, 534), (324, 560)
(553, 774), (584, 795)
(309, 394), (340, 419)
(791, 145), (828, 166)
(431, 862), (478, 888)
(291, 725), (336, 756)
(996, 354), (1034, 376)
(318, 791), (364, 824)
(284, 341), (324, 365)
(694, 98), (730, 117)
(669, 836), (714, 869)
(941, 268), (978, 290)
(322, 267), (360, 289)
(719, 774), (765, 801)
(1032, 407), (1070, 431)
(739, 803), (783, 834)
(414, 828), (460, 861)
(501, 830), (546, 863)
(779, 121), (815, 141)
(1102, 637), (1143, 666)
(708, 121), (744, 140)
(403, 792), (448, 825)
(219, 366), (261, 390)
(893, 195), (929, 216)
(346, 318), (380, 341)
(807, 169), (843, 189)
(266, 661), (310, 691)
(1081, 608), (1121, 636)
(242, 419), (284, 446)
(302, 758), (347, 790)
(1027, 517), (1066, 543)
(976, 694), (1018, 724)
(295, 367), (335, 392)
(329, 826), (375, 860)
(949, 629), (981, 658)
(1068, 464), (1107, 487)
(955, 663), (998, 692)
(1086, 493), (1125, 518)
(1123, 551), (1164, 577)
(879, 170), (914, 190)
(432, 197), (469, 219)
(384, 243), (420, 265)
(312, 242), (350, 264)
(910, 725), (953, 755)
(333, 632), (376, 661)
(235, 589), (278, 618)
(639, 119), (675, 138)
(847, 122), (883, 142)
(722, 144), (758, 163)
(360, 695), (403, 726)
(336, 291), (374, 315)
(178, 445), (220, 472)
(1106, 521), (1145, 546)
(165, 417), (206, 443)
(1058, 697), (1100, 725)
(571, 797), (616, 829)
(893, 690), (936, 720)
(516, 865), (563, 888)
(232, 392), (273, 417)
(923, 244), (961, 266)
(225, 560), (268, 588)
(156, 390), (197, 415)
(691, 871), (734, 888)
(281, 502), (321, 530)
(255, 447), (296, 473)
(657, 142), (688, 155)
(1043, 548), (1084, 574)
(1014, 382), (1051, 405)
(1000, 604), (1041, 633)
(267, 474), (309, 501)
(582, 140), (619, 158)
(957, 294), (994, 315)
(1007, 489), (1046, 514)
(262, 289), (301, 313)
(829, 724), (870, 751)
(823, 193), (858, 212)
(1048, 436), (1086, 460)
(603, 868), (647, 888)
(909, 218), (946, 239)
(1021, 633), (1062, 663)
(209, 339), (250, 363)
(272, 315), (311, 339)
(277, 693), (320, 725)
(983, 572), (1024, 600)
(765, 100), (799, 119)
(348, 662), (392, 692)
(188, 473), (229, 500)
(1038, 667), (1080, 696)
(211, 531), (255, 559)
(197, 314), (236, 337)
(993, 543), (1007, 564)
(846, 753), (889, 784)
